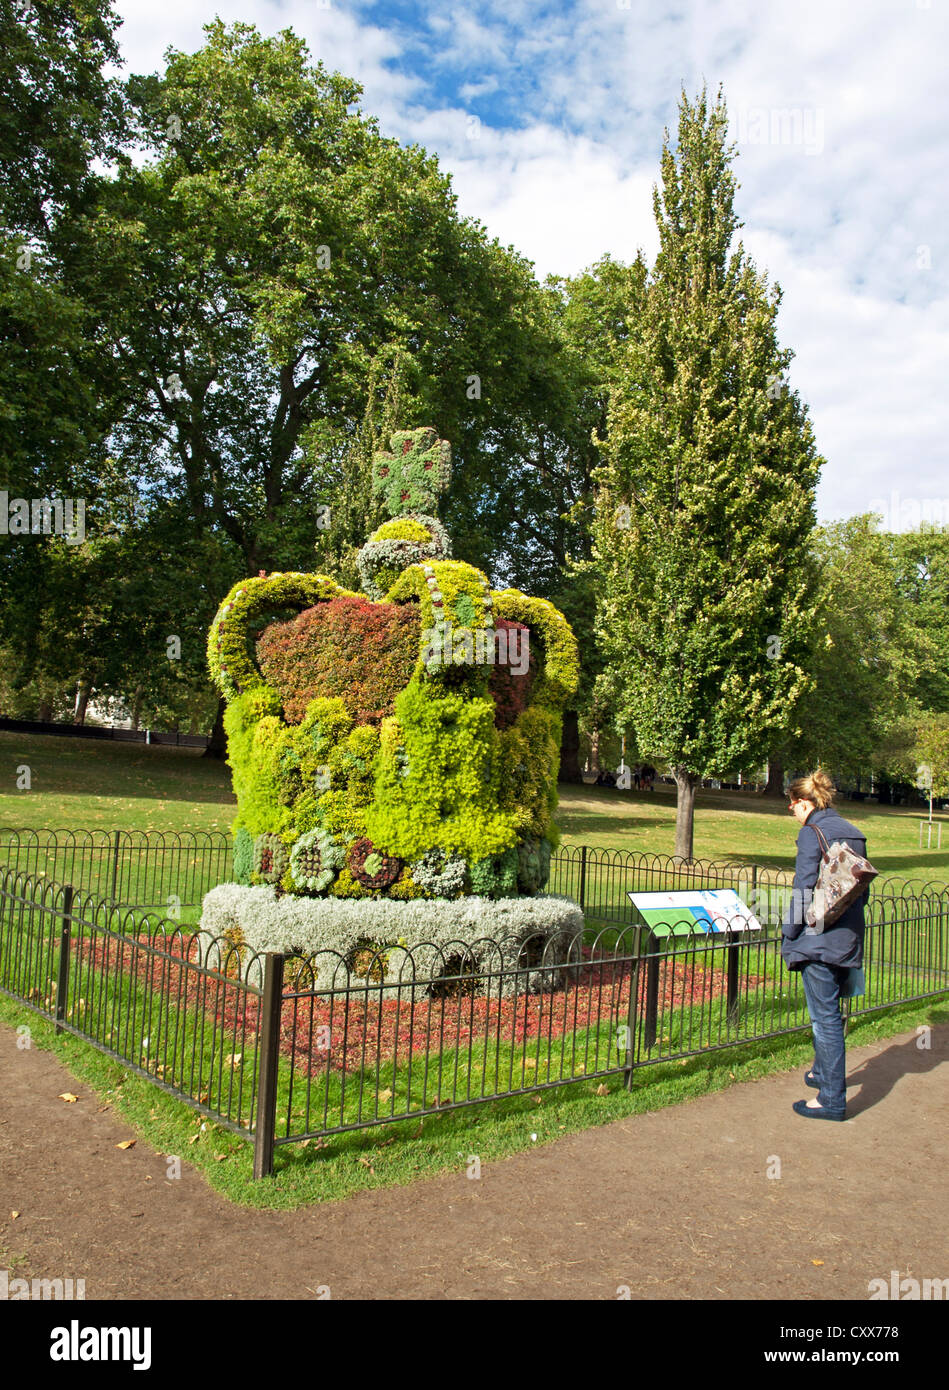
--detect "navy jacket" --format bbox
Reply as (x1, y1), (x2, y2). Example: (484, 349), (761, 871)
(780, 806), (868, 971)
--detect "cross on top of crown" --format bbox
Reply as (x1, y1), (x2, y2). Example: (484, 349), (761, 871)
(372, 427), (452, 517)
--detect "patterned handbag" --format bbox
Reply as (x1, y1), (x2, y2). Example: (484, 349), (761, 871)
(805, 823), (878, 931)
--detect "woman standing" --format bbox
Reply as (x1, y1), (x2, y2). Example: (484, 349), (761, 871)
(781, 770), (869, 1121)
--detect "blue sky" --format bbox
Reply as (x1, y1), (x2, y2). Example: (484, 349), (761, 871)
(110, 0), (949, 525)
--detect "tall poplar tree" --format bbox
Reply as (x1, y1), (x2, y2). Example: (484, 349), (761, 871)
(593, 87), (822, 860)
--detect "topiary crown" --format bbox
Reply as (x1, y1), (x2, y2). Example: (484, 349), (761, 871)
(207, 426), (578, 903)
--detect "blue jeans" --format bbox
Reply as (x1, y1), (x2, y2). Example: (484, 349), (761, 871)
(801, 961), (848, 1112)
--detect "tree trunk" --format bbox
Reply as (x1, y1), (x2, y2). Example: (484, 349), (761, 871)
(762, 760), (785, 797)
(558, 709), (582, 782)
(203, 696), (227, 759)
(73, 678), (91, 727)
(672, 766), (698, 861)
(37, 697), (54, 722)
(590, 724), (601, 775)
(129, 684), (143, 732)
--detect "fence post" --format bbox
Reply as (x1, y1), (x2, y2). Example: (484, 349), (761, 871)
(623, 925), (645, 1090)
(110, 829), (121, 902)
(578, 845), (588, 913)
(643, 930), (660, 1049)
(725, 928), (740, 1025)
(253, 951), (285, 1181)
(54, 886), (74, 1035)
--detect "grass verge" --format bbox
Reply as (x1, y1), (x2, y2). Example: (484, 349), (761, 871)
(2, 988), (945, 1212)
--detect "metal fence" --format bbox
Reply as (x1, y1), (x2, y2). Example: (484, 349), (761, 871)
(1, 835), (947, 1179)
(0, 830), (231, 910)
(547, 844), (949, 929)
(0, 717), (209, 747)
(0, 867), (266, 1141)
(1, 831), (946, 921)
(263, 884), (949, 1172)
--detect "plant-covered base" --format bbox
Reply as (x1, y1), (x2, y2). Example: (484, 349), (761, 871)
(200, 884), (583, 997)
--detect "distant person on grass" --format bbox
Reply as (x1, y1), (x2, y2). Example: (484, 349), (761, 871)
(781, 770), (869, 1122)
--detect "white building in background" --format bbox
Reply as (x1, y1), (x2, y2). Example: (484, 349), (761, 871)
(79, 689), (133, 729)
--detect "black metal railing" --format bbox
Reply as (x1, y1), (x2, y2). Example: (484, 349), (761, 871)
(1, 830), (945, 921)
(0, 829), (231, 910)
(0, 717), (209, 747)
(260, 884), (948, 1170)
(548, 844), (948, 927)
(1, 834), (947, 1179)
(0, 867), (265, 1146)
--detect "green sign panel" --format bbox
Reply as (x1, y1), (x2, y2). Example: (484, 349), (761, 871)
(627, 889), (762, 938)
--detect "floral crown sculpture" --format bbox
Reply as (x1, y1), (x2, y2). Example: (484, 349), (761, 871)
(207, 426), (579, 902)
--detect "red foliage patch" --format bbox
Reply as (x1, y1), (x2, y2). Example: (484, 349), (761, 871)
(347, 836), (402, 890)
(73, 935), (763, 1087)
(487, 618), (536, 729)
(256, 595), (421, 724)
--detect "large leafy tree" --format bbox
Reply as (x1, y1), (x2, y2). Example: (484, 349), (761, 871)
(782, 518), (912, 783)
(541, 256), (646, 777)
(0, 0), (131, 715)
(5, 19), (571, 727)
(65, 20), (559, 576)
(0, 0), (125, 238)
(890, 525), (949, 716)
(774, 521), (949, 790)
(593, 87), (823, 859)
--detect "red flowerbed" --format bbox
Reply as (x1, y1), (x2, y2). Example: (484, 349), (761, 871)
(71, 934), (763, 1080)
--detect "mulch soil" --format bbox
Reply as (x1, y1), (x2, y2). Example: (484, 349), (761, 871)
(63, 933), (763, 1076)
(1, 1019), (946, 1301)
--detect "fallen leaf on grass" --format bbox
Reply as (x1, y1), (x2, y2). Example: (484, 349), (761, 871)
(225, 1053), (242, 1068)
(116, 1140), (136, 1150)
(377, 1088), (393, 1103)
(215, 1155), (227, 1163)
(523, 1058), (537, 1069)
(595, 1084), (610, 1097)
(356, 1156), (375, 1174)
(58, 1093), (78, 1103)
(188, 1134), (200, 1145)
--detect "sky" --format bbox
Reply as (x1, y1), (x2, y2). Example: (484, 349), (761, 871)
(108, 0), (949, 526)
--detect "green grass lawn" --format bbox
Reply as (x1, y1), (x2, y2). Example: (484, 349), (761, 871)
(1, 731), (945, 882)
(557, 781), (949, 886)
(0, 731), (236, 835)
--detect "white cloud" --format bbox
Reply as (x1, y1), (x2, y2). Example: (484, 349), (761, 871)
(107, 0), (949, 523)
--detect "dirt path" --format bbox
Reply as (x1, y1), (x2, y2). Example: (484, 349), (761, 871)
(1, 1020), (946, 1300)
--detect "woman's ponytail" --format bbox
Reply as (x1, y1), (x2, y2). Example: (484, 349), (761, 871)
(789, 768), (836, 809)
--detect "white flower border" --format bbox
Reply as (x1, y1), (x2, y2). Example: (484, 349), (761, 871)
(199, 883), (583, 998)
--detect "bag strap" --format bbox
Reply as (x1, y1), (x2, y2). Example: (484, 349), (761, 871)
(808, 821), (832, 856)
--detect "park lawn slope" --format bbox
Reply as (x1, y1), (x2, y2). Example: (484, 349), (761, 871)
(1, 732), (945, 883)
